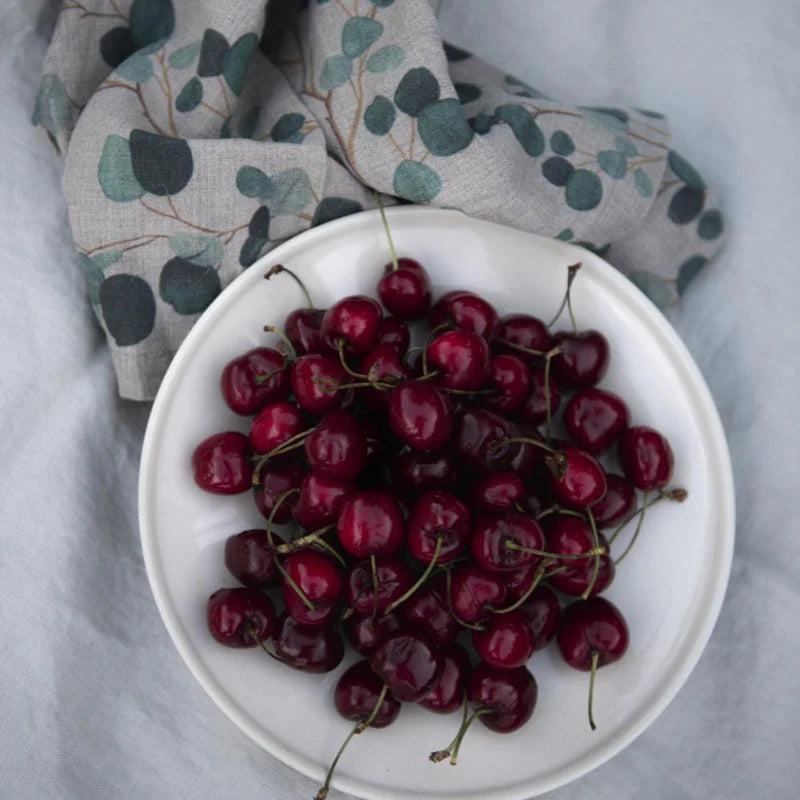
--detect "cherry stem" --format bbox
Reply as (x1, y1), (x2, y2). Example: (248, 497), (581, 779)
(370, 554), (380, 622)
(581, 508), (602, 600)
(443, 567), (486, 632)
(277, 524), (336, 554)
(254, 364), (287, 385)
(543, 347), (556, 441)
(337, 338), (369, 379)
(265, 264), (314, 309)
(384, 535), (443, 615)
(495, 338), (548, 358)
(310, 537), (347, 567)
(265, 489), (299, 543)
(375, 193), (399, 271)
(614, 491), (650, 565)
(422, 322), (451, 376)
(606, 485), (687, 550)
(318, 377), (395, 392)
(449, 708), (493, 765)
(504, 540), (606, 560)
(588, 650), (600, 731)
(263, 324), (297, 362)
(251, 428), (314, 486)
(443, 386), (495, 396)
(488, 560), (551, 614)
(430, 692), (469, 763)
(246, 624), (285, 663)
(315, 683), (389, 800)
(546, 262), (582, 330)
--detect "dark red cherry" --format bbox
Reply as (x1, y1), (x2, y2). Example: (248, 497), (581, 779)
(407, 490), (471, 565)
(321, 295), (382, 355)
(345, 556), (414, 615)
(389, 383), (453, 452)
(551, 330), (609, 389)
(471, 611), (535, 670)
(449, 565), (507, 623)
(557, 596), (629, 670)
(224, 529), (286, 589)
(483, 354), (531, 415)
(272, 613), (345, 672)
(400, 575), (460, 643)
(290, 353), (350, 414)
(337, 489), (405, 558)
(192, 431), (253, 494)
(390, 451), (458, 497)
(303, 410), (367, 480)
(517, 585), (561, 650)
(370, 628), (443, 702)
(335, 660), (401, 727)
(564, 388), (629, 454)
(293, 471), (355, 531)
(206, 587), (276, 647)
(468, 663), (537, 732)
(420, 643), (471, 714)
(429, 290), (500, 341)
(344, 612), (403, 657)
(426, 330), (491, 391)
(253, 464), (305, 523)
(220, 347), (289, 415)
(496, 313), (550, 360)
(591, 474), (637, 528)
(548, 534), (615, 596)
(249, 401), (304, 454)
(285, 307), (325, 355)
(518, 367), (561, 426)
(453, 408), (520, 472)
(544, 514), (598, 568)
(377, 258), (433, 320)
(505, 562), (542, 602)
(471, 514), (545, 573)
(471, 472), (526, 514)
(617, 426), (675, 490)
(282, 550), (343, 626)
(375, 315), (411, 354)
(361, 343), (410, 410)
(549, 447), (608, 508)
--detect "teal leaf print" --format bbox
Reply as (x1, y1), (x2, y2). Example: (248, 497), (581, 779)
(313, 197), (363, 226)
(129, 130), (193, 195)
(240, 235), (268, 267)
(597, 150), (627, 179)
(98, 134), (146, 202)
(169, 40), (201, 69)
(555, 228), (574, 241)
(80, 251), (121, 317)
(175, 77), (203, 112)
(100, 274), (156, 346)
(236, 166), (271, 198)
(614, 135), (638, 156)
(342, 16), (384, 58)
(582, 106), (629, 123)
(636, 108), (665, 119)
(270, 113), (305, 142)
(668, 186), (705, 224)
(469, 113), (498, 135)
(393, 160), (441, 202)
(366, 45), (404, 73)
(443, 42), (471, 61)
(115, 52), (154, 83)
(697, 209), (723, 240)
(505, 74), (546, 99)
(159, 257), (221, 314)
(100, 28), (136, 68)
(549, 130), (574, 156)
(629, 271), (671, 312)
(91, 249), (124, 270)
(220, 116), (232, 138)
(248, 207), (271, 239)
(581, 107), (627, 134)
(417, 99), (473, 156)
(633, 167), (653, 198)
(320, 55), (353, 91)
(668, 151), (706, 190)
(198, 29), (229, 77)
(129, 0), (175, 50)
(364, 95), (396, 135)
(455, 83), (481, 104)
(261, 168), (313, 215)
(223, 33), (258, 95)
(168, 232), (224, 267)
(32, 74), (72, 136)
(496, 104), (544, 157)
(367, 0), (395, 6)
(676, 255), (707, 295)
(542, 156), (574, 187)
(394, 67), (440, 117)
(565, 169), (603, 211)
(238, 107), (260, 138)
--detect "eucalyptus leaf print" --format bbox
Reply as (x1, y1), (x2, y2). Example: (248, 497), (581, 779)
(100, 274), (156, 346)
(100, 28), (137, 69)
(364, 96), (396, 136)
(198, 29), (229, 77)
(393, 160), (441, 203)
(31, 74), (72, 136)
(129, 130), (193, 196)
(394, 68), (439, 117)
(366, 45), (404, 73)
(342, 16), (383, 58)
(313, 197), (363, 226)
(98, 135), (146, 202)
(417, 99), (473, 156)
(129, 0), (175, 49)
(159, 257), (221, 314)
(270, 113), (305, 142)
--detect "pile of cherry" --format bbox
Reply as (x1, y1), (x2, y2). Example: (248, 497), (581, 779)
(193, 224), (686, 799)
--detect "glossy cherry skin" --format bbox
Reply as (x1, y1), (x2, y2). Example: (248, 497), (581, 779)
(344, 612), (403, 657)
(449, 565), (507, 623)
(377, 258), (433, 320)
(290, 353), (350, 415)
(303, 410), (367, 480)
(453, 408), (520, 472)
(420, 643), (471, 713)
(293, 471), (355, 531)
(321, 294), (382, 355)
(471, 514), (545, 573)
(249, 401), (304, 454)
(345, 556), (414, 615)
(551, 330), (610, 389)
(375, 316), (411, 354)
(224, 529), (286, 588)
(285, 307), (325, 355)
(496, 313), (550, 360)
(206, 587), (276, 647)
(549, 447), (608, 508)
(517, 585), (561, 650)
(369, 628), (443, 703)
(429, 290), (500, 341)
(564, 388), (629, 454)
(220, 347), (289, 415)
(472, 611), (535, 670)
(591, 473), (637, 528)
(544, 515), (598, 569)
(518, 367), (561, 426)
(253, 464), (305, 523)
(337, 489), (405, 558)
(471, 472), (526, 514)
(557, 596), (629, 670)
(426, 330), (491, 391)
(407, 490), (471, 565)
(617, 426), (675, 490)
(390, 451), (458, 497)
(468, 664), (537, 732)
(335, 660), (401, 727)
(504, 562), (543, 602)
(400, 575), (460, 643)
(192, 431), (253, 494)
(388, 383), (453, 452)
(282, 550), (343, 626)
(548, 534), (615, 596)
(272, 614), (345, 673)
(482, 354), (531, 416)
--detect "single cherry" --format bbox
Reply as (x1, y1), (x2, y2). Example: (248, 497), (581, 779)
(390, 451), (458, 497)
(468, 664), (537, 733)
(548, 447), (608, 508)
(564, 388), (629, 454)
(290, 353), (350, 414)
(321, 295), (382, 355)
(617, 426), (675, 490)
(252, 464), (305, 523)
(471, 514), (546, 573)
(360, 343), (410, 409)
(429, 290), (500, 341)
(517, 585), (561, 650)
(453, 408), (520, 472)
(377, 258), (433, 320)
(272, 613), (344, 672)
(426, 330), (491, 391)
(285, 307), (325, 355)
(249, 401), (304, 454)
(375, 315), (411, 354)
(483, 354), (531, 415)
(388, 383), (453, 452)
(407, 490), (471, 565)
(224, 529), (286, 589)
(420, 643), (471, 714)
(334, 660), (402, 726)
(471, 611), (535, 670)
(344, 611), (403, 656)
(206, 587), (276, 647)
(518, 367), (561, 426)
(591, 473), (637, 528)
(337, 489), (405, 558)
(220, 347), (289, 415)
(192, 431), (253, 494)
(496, 313), (550, 360)
(548, 533), (615, 597)
(370, 628), (443, 702)
(303, 410), (367, 480)
(449, 565), (507, 624)
(293, 471), (355, 531)
(471, 472), (526, 514)
(551, 330), (610, 389)
(544, 514), (600, 569)
(282, 550), (343, 627)
(400, 575), (461, 643)
(345, 556), (414, 615)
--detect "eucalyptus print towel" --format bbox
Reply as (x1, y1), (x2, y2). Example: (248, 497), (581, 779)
(34, 0), (724, 400)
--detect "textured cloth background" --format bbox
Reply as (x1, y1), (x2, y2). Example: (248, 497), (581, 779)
(34, 0), (722, 399)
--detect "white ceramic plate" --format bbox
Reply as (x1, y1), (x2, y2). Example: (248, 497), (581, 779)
(139, 207), (734, 800)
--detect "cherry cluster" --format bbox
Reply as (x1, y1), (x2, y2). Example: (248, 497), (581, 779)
(193, 216), (685, 798)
